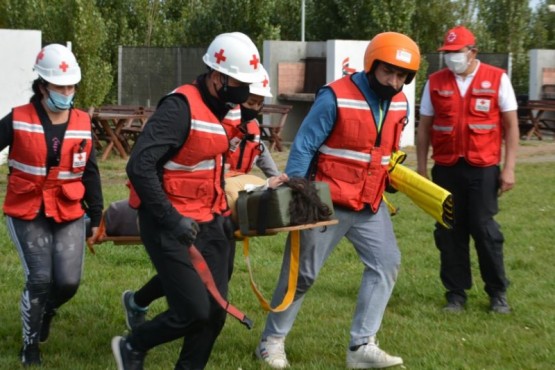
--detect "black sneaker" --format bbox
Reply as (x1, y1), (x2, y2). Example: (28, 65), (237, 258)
(20, 344), (41, 366)
(443, 300), (465, 313)
(122, 290), (147, 331)
(490, 294), (511, 314)
(40, 309), (56, 343)
(111, 336), (145, 370)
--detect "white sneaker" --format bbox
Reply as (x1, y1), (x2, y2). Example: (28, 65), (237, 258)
(255, 336), (289, 369)
(346, 339), (403, 369)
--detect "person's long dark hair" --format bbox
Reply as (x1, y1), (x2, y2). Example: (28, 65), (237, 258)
(287, 178), (332, 225)
(30, 78), (47, 103)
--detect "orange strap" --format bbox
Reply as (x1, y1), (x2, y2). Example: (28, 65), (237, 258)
(189, 245), (253, 329)
(85, 211), (109, 254)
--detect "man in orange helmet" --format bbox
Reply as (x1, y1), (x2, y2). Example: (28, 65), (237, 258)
(255, 32), (420, 369)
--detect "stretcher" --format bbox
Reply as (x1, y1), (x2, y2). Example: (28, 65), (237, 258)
(87, 213), (253, 329)
(87, 207), (338, 321)
(388, 151), (454, 229)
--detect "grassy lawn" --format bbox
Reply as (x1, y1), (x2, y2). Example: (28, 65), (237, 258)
(0, 140), (554, 370)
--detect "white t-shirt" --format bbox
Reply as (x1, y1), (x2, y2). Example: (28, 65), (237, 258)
(420, 60), (518, 116)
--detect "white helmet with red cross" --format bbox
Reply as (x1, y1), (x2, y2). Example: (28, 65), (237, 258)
(202, 32), (265, 84)
(249, 65), (272, 98)
(34, 44), (81, 86)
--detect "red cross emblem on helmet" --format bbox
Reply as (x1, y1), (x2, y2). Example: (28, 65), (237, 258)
(249, 54), (259, 69)
(214, 49), (227, 64)
(36, 50), (45, 64)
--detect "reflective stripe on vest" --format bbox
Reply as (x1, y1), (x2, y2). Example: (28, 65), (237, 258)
(314, 74), (407, 212)
(318, 144), (390, 166)
(163, 84), (229, 222)
(429, 64), (503, 166)
(5, 104), (92, 221)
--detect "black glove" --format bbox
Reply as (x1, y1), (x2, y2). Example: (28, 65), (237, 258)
(222, 215), (237, 240)
(385, 178), (398, 194)
(171, 216), (200, 246)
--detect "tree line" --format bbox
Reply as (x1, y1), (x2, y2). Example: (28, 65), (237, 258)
(1, 0), (554, 108)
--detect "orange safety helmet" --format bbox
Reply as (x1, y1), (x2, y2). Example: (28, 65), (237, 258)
(363, 32), (420, 84)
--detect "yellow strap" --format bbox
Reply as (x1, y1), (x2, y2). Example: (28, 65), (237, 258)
(382, 195), (398, 216)
(242, 230), (301, 312)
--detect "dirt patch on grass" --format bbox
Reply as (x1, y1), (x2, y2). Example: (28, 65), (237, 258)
(515, 140), (555, 163)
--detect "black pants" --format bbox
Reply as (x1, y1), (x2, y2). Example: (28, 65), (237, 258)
(129, 210), (231, 370)
(7, 214), (85, 346)
(133, 214), (237, 308)
(432, 159), (509, 302)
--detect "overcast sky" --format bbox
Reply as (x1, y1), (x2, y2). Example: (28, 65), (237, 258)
(529, 0), (541, 9)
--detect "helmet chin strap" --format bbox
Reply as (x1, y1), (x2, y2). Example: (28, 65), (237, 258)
(220, 73), (229, 92)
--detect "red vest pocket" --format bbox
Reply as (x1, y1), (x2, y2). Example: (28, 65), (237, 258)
(3, 176), (42, 220)
(55, 181), (86, 222)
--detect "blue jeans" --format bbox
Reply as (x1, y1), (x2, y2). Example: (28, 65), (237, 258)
(262, 202), (401, 348)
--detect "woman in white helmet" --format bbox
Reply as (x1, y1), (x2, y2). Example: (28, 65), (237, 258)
(113, 32), (264, 370)
(223, 65), (285, 180)
(0, 44), (103, 366)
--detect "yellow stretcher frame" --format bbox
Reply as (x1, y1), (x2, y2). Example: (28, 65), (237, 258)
(388, 151), (454, 229)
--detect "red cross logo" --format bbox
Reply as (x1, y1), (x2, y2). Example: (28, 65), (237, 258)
(59, 61), (69, 72)
(342, 57), (356, 76)
(214, 49), (226, 64)
(262, 77), (269, 87)
(78, 153), (83, 161)
(36, 50), (45, 64)
(249, 54), (259, 69)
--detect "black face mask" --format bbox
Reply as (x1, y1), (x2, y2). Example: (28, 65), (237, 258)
(240, 105), (261, 123)
(216, 74), (250, 105)
(367, 73), (402, 100)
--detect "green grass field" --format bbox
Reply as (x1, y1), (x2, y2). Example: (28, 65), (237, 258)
(0, 141), (554, 369)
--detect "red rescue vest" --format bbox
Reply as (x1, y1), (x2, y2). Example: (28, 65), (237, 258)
(429, 63), (504, 166)
(314, 75), (408, 212)
(162, 84), (229, 223)
(4, 104), (93, 222)
(221, 106), (262, 174)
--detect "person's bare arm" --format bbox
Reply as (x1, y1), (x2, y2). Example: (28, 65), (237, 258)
(499, 110), (519, 194)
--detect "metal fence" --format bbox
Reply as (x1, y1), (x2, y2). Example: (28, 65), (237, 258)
(118, 46), (206, 106)
(118, 46), (511, 106)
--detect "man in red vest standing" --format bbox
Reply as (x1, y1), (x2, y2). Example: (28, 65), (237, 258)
(416, 25), (519, 314)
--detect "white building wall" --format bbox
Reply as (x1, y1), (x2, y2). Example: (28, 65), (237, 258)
(0, 29), (42, 164)
(529, 49), (555, 100)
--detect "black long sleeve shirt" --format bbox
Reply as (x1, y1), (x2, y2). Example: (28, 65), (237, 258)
(0, 99), (104, 227)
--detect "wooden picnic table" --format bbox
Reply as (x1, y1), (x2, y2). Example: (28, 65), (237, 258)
(519, 100), (555, 140)
(259, 104), (293, 152)
(92, 112), (149, 160)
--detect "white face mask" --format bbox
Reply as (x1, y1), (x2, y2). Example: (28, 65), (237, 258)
(444, 51), (471, 74)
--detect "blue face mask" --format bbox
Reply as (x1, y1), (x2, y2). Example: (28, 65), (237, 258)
(46, 89), (74, 112)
